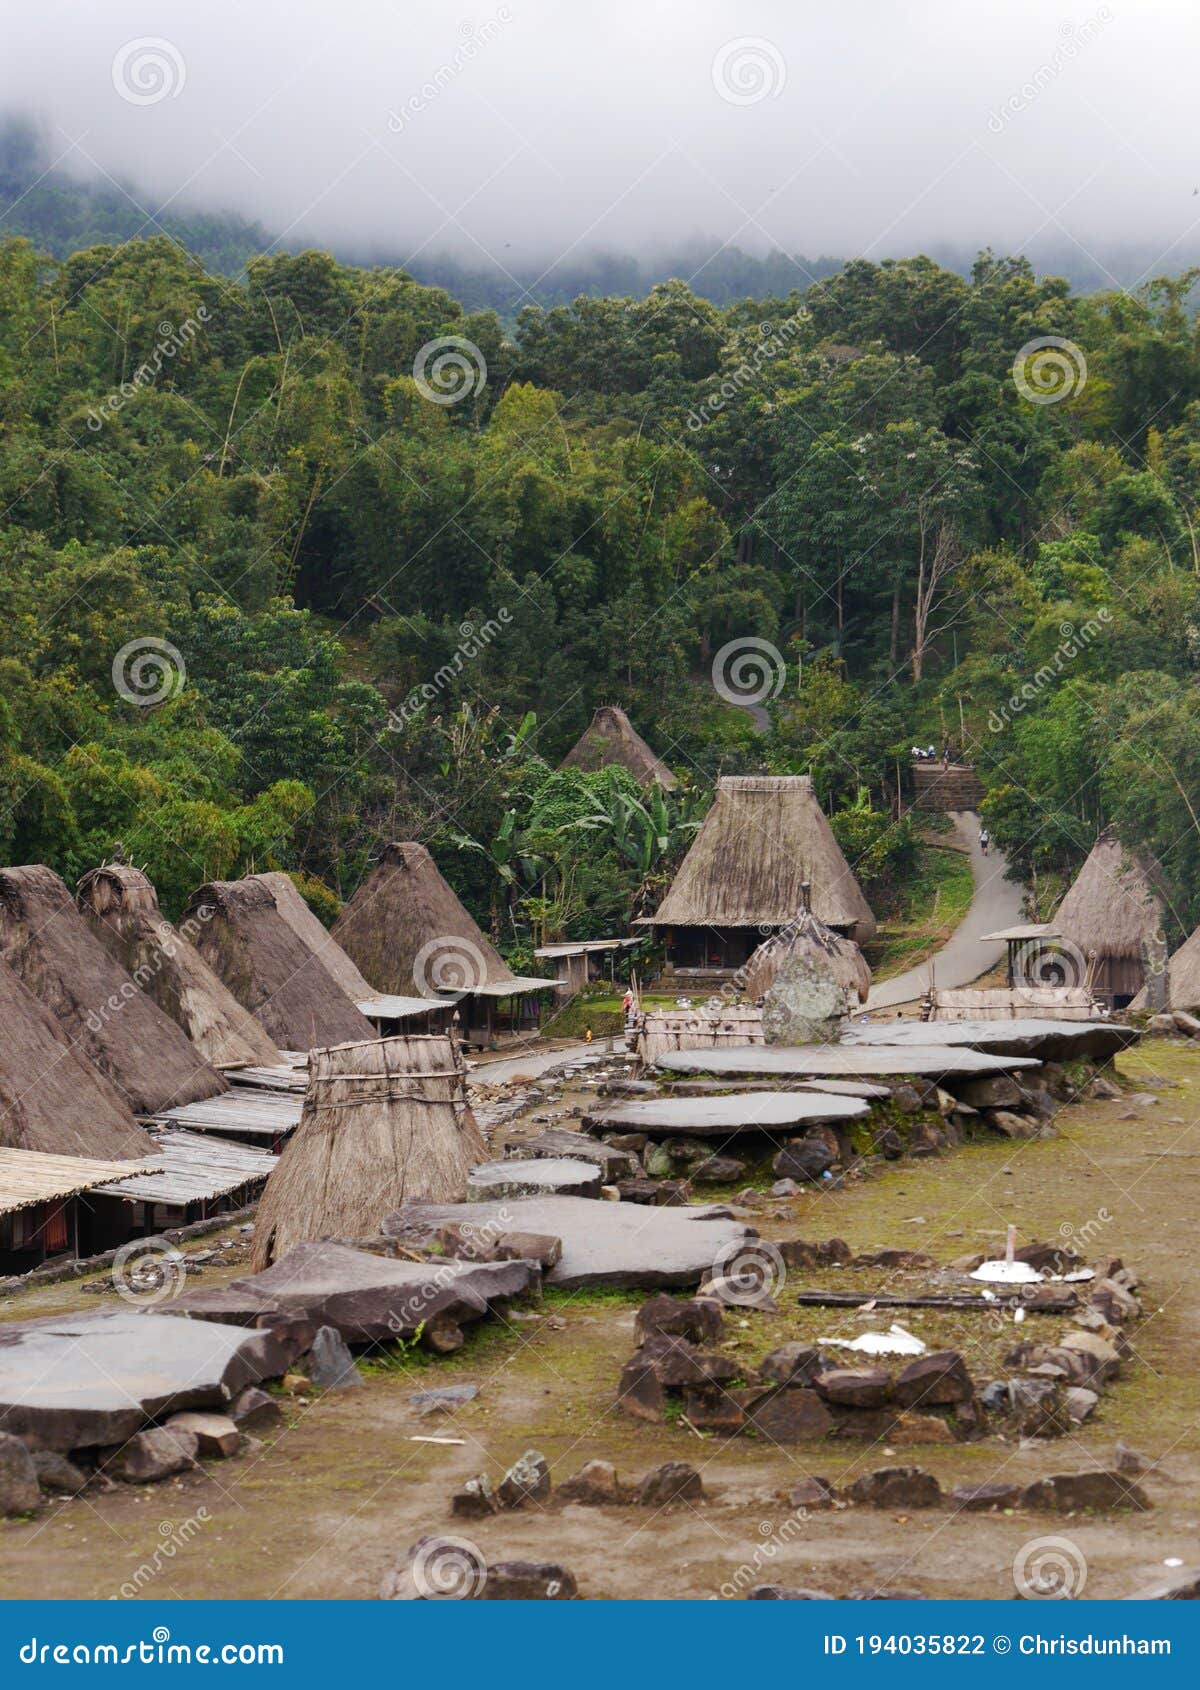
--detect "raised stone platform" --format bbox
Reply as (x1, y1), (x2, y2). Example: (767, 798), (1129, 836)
(847, 1019), (1135, 1064)
(583, 1090), (870, 1139)
(654, 1045), (1041, 1082)
(468, 1157), (604, 1200)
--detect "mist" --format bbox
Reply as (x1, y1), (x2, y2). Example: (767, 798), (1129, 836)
(4, 0), (1199, 283)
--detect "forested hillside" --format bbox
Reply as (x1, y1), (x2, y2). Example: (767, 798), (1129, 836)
(3, 228), (1200, 948)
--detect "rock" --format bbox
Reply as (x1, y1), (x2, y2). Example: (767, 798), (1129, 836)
(282, 1373), (312, 1395)
(229, 1387), (282, 1432)
(877, 1127), (904, 1159)
(696, 1273), (778, 1312)
(747, 1585), (834, 1599)
(635, 1293), (724, 1348)
(615, 1177), (691, 1205)
(643, 1142), (675, 1178)
(760, 1343), (825, 1387)
(741, 1386), (834, 1441)
(380, 1534), (488, 1599)
(468, 1157), (604, 1201)
(889, 1411), (955, 1445)
(520, 1128), (639, 1179)
(1146, 1015), (1177, 1036)
(1058, 1329), (1121, 1384)
(165, 1411), (240, 1458)
(617, 1355), (666, 1421)
(987, 1109), (1039, 1138)
(0, 1309), (304, 1453)
(957, 1075), (1022, 1110)
(303, 1326), (362, 1391)
(691, 1155), (747, 1184)
(846, 1466), (942, 1509)
(482, 1561), (577, 1600)
(1114, 1440), (1155, 1475)
(557, 1460), (622, 1505)
(1129, 1091), (1162, 1106)
(1065, 1387), (1100, 1424)
(949, 1482), (1021, 1512)
(892, 1351), (972, 1407)
(602, 1130), (649, 1151)
(637, 1462), (704, 1507)
(1171, 1010), (1200, 1037)
(640, 1334), (738, 1389)
(0, 1432), (40, 1515)
(497, 1449), (551, 1508)
(409, 1384), (480, 1416)
(1009, 1378), (1071, 1438)
(1021, 1471), (1150, 1512)
(778, 1236), (851, 1268)
(772, 1138), (836, 1182)
(682, 1385), (744, 1434)
(1091, 1276), (1140, 1321)
(762, 951), (852, 1045)
(890, 1083), (923, 1114)
(388, 1195), (754, 1291)
(771, 1179), (800, 1197)
(31, 1450), (89, 1496)
(105, 1426), (198, 1484)
(450, 1474), (499, 1519)
(494, 1232), (562, 1269)
(788, 1475), (838, 1511)
(948, 1252), (986, 1273)
(856, 1248), (934, 1269)
(814, 1368), (891, 1409)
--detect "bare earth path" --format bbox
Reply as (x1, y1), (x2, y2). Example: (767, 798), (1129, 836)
(867, 812), (1026, 1012)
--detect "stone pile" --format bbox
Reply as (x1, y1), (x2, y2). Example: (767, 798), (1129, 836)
(449, 1445), (704, 1520)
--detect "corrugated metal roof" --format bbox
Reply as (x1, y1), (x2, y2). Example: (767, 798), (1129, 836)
(91, 1128), (278, 1206)
(0, 1149), (152, 1216)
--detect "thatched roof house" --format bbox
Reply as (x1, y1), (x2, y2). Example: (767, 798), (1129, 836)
(640, 775), (875, 975)
(0, 953), (153, 1159)
(560, 705), (678, 790)
(183, 878), (375, 1053)
(249, 872), (375, 1003)
(0, 865), (226, 1117)
(330, 843), (555, 1040)
(251, 1033), (486, 1269)
(1053, 829), (1164, 1008)
(742, 885), (872, 1004)
(78, 864), (283, 1070)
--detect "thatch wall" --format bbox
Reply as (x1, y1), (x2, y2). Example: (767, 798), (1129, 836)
(1054, 830), (1163, 961)
(0, 865), (225, 1117)
(250, 872), (375, 1003)
(633, 1003), (764, 1072)
(184, 878), (375, 1052)
(560, 705), (678, 789)
(646, 776), (876, 942)
(251, 1033), (486, 1268)
(331, 842), (513, 996)
(0, 954), (153, 1158)
(928, 986), (1098, 1022)
(78, 864), (283, 1069)
(742, 906), (872, 1003)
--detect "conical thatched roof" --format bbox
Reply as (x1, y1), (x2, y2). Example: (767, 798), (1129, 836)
(251, 1033), (486, 1269)
(331, 842), (513, 996)
(1130, 923), (1200, 1011)
(742, 895), (872, 1004)
(0, 953), (153, 1158)
(645, 775), (876, 942)
(183, 878), (375, 1053)
(560, 705), (678, 789)
(77, 864), (283, 1070)
(1054, 830), (1164, 961)
(0, 865), (226, 1117)
(249, 872), (374, 1003)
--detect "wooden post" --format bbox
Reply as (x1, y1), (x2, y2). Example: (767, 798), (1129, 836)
(1005, 1224), (1017, 1266)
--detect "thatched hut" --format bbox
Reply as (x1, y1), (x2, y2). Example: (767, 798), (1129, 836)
(0, 865), (226, 1116)
(249, 872), (375, 1003)
(183, 878), (375, 1053)
(741, 883), (872, 1004)
(330, 843), (556, 1043)
(1053, 830), (1165, 1008)
(638, 775), (876, 979)
(77, 864), (283, 1070)
(560, 705), (678, 790)
(0, 953), (153, 1159)
(251, 1033), (486, 1269)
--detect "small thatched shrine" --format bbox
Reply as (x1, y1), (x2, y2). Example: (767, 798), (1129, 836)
(0, 953), (153, 1159)
(639, 775), (875, 980)
(251, 1033), (487, 1269)
(742, 883), (872, 1005)
(184, 878), (376, 1053)
(560, 705), (678, 790)
(1053, 830), (1165, 1008)
(0, 865), (226, 1117)
(632, 1003), (764, 1073)
(249, 872), (375, 1004)
(78, 864), (283, 1070)
(330, 843), (556, 1043)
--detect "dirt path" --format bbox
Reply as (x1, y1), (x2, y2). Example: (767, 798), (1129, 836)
(3, 1040), (1197, 1601)
(867, 813), (1025, 1012)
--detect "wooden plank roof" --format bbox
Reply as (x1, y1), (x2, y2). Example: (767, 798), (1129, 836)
(0, 1148), (151, 1216)
(92, 1128), (278, 1206)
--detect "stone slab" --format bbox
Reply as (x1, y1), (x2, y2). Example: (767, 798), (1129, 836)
(655, 1045), (1041, 1081)
(583, 1090), (869, 1139)
(386, 1195), (755, 1291)
(468, 1157), (603, 1200)
(0, 1311), (299, 1452)
(847, 1019), (1136, 1063)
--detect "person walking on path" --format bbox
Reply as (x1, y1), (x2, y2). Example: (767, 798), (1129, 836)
(978, 826), (990, 856)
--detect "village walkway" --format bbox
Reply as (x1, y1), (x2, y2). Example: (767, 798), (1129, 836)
(468, 1036), (626, 1087)
(865, 811), (1026, 1012)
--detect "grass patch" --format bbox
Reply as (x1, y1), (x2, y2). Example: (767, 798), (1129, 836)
(864, 844), (975, 981)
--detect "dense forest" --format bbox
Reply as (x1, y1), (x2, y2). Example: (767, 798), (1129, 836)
(4, 216), (1200, 954)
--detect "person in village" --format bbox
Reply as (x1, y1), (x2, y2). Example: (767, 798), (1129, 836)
(978, 825), (990, 856)
(622, 987), (634, 1028)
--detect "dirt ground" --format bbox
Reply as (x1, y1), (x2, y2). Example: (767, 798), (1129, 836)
(2, 1040), (1199, 1602)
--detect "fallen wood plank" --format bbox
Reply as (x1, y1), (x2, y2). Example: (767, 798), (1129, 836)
(794, 1288), (1078, 1314)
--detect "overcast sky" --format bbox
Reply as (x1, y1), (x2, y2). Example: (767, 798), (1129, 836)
(4, 0), (1198, 278)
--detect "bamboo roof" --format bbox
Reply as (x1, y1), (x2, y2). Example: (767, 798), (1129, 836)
(0, 1148), (151, 1217)
(92, 1128), (277, 1207)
